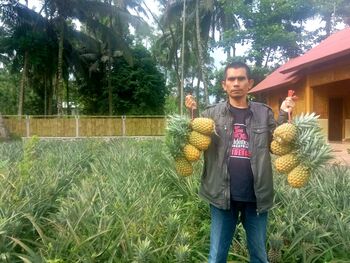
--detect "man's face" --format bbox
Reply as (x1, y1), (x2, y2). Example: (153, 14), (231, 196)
(222, 67), (254, 100)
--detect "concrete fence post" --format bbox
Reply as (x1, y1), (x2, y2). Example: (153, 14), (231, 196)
(26, 115), (30, 137)
(122, 115), (126, 136)
(75, 115), (79, 137)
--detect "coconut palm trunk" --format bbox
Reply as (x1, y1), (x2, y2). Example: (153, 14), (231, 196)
(18, 51), (28, 116)
(180, 0), (186, 115)
(108, 18), (113, 116)
(56, 19), (64, 115)
(195, 0), (209, 106)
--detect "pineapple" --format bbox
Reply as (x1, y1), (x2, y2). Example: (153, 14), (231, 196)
(183, 144), (201, 162)
(175, 158), (193, 177)
(276, 113), (333, 188)
(188, 131), (211, 150)
(274, 153), (299, 174)
(270, 140), (292, 156)
(287, 165), (310, 188)
(268, 234), (283, 263)
(165, 114), (215, 177)
(191, 117), (214, 135)
(301, 230), (317, 258)
(290, 113), (332, 187)
(273, 123), (297, 144)
(232, 225), (248, 257)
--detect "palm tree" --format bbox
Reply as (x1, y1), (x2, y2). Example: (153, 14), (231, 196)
(155, 0), (199, 112)
(19, 0), (29, 116)
(195, 0), (209, 106)
(105, 0), (148, 115)
(45, 0), (145, 115)
(158, 0), (237, 107)
(0, 0), (52, 115)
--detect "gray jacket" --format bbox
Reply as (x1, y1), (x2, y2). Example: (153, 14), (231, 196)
(200, 101), (287, 213)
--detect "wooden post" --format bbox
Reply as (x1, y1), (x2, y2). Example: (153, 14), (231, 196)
(305, 75), (313, 113)
(0, 113), (10, 139)
(75, 115), (79, 137)
(26, 115), (30, 137)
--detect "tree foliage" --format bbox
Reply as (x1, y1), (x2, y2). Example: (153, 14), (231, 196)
(0, 69), (18, 114)
(0, 0), (166, 116)
(0, 0), (349, 115)
(77, 45), (167, 115)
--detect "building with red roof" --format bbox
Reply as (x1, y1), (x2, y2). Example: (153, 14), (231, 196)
(250, 27), (350, 141)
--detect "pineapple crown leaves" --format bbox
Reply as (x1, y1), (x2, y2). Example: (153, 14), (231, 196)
(293, 112), (321, 131)
(268, 234), (284, 250)
(164, 114), (191, 159)
(166, 114), (191, 137)
(292, 113), (333, 170)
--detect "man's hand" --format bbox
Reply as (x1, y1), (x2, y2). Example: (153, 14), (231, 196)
(280, 97), (295, 113)
(185, 94), (197, 110)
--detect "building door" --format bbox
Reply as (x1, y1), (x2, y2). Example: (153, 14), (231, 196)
(328, 98), (343, 141)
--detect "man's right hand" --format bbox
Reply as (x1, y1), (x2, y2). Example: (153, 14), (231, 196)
(185, 94), (197, 109)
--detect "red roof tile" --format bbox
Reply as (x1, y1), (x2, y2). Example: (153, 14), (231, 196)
(281, 27), (350, 73)
(249, 60), (300, 93)
(250, 27), (350, 93)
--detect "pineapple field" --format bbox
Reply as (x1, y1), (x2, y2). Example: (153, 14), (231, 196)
(0, 137), (349, 263)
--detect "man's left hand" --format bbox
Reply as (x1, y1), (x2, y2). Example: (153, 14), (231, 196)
(280, 97), (295, 113)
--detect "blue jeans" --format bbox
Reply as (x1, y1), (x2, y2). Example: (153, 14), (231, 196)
(208, 201), (268, 263)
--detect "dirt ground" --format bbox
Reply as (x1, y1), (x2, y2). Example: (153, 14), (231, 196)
(328, 142), (350, 166)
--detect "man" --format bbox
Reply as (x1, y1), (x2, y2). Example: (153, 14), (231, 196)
(185, 61), (293, 263)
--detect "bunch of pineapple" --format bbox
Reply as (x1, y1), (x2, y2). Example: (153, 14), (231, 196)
(165, 115), (214, 177)
(271, 113), (333, 188)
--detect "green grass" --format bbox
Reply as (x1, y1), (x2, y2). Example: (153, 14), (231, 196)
(0, 138), (349, 262)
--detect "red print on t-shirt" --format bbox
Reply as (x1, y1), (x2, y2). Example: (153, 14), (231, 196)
(230, 123), (251, 159)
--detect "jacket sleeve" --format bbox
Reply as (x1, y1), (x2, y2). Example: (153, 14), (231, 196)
(276, 110), (289, 125)
(268, 108), (277, 143)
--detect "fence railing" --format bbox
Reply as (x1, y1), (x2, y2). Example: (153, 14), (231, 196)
(3, 115), (166, 137)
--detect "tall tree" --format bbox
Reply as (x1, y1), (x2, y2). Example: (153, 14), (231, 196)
(156, 0), (241, 108)
(224, 0), (315, 66)
(0, 0), (54, 115)
(18, 0), (29, 116)
(311, 0), (350, 39)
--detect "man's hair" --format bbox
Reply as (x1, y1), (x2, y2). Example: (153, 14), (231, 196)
(223, 61), (252, 81)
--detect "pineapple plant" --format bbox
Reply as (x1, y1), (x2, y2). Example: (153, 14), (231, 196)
(274, 153), (299, 174)
(268, 234), (283, 263)
(301, 225), (318, 258)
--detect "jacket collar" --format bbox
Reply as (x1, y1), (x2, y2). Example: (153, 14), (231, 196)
(224, 100), (254, 114)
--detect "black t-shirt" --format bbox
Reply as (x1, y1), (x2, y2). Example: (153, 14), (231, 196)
(228, 106), (256, 202)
